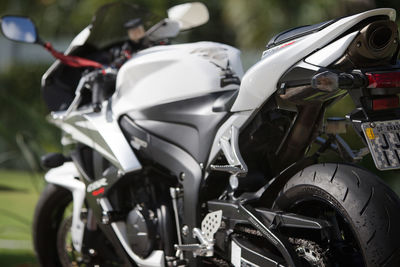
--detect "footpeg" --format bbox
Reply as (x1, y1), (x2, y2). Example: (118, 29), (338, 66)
(210, 164), (243, 174)
(174, 228), (214, 257)
(174, 210), (222, 257)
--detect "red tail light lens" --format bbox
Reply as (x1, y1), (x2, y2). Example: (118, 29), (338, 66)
(372, 95), (399, 110)
(366, 71), (400, 88)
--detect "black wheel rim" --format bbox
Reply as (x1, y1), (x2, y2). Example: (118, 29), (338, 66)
(286, 197), (366, 267)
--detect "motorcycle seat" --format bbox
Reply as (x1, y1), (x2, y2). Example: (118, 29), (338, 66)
(266, 19), (336, 49)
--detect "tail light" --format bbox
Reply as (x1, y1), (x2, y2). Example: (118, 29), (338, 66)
(366, 71), (400, 88)
(366, 71), (400, 110)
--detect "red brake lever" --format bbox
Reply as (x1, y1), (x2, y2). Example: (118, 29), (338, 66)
(44, 42), (103, 69)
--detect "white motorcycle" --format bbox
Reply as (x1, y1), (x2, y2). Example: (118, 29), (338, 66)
(2, 2), (400, 267)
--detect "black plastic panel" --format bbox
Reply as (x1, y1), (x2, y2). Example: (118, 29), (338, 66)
(267, 19), (335, 48)
(119, 116), (203, 248)
(279, 63), (320, 87)
(126, 91), (235, 164)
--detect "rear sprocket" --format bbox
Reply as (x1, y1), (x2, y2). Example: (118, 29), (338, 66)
(289, 238), (329, 267)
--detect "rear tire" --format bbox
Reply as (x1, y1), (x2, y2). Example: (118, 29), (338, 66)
(273, 163), (400, 267)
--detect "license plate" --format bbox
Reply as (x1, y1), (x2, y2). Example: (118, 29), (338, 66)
(362, 120), (400, 170)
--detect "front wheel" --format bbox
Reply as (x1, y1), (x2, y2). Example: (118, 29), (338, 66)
(273, 163), (400, 267)
(33, 184), (72, 266)
(33, 184), (122, 267)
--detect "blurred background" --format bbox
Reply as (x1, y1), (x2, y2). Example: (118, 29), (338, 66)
(0, 0), (400, 266)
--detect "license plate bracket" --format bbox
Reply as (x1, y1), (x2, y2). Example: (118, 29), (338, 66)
(361, 120), (400, 170)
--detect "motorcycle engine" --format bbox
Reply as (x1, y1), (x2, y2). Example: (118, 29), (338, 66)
(126, 205), (157, 258)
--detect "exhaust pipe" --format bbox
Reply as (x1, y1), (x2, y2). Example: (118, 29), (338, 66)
(333, 19), (399, 69)
(368, 24), (394, 50)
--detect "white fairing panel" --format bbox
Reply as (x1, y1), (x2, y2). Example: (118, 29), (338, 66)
(231, 8), (396, 111)
(42, 27), (91, 87)
(45, 163), (86, 252)
(65, 26), (91, 54)
(112, 41), (243, 116)
(305, 31), (359, 67)
(50, 106), (142, 174)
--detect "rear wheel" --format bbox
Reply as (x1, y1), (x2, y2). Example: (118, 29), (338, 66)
(273, 163), (400, 267)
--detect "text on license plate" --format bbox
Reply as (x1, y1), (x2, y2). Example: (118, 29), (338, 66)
(362, 120), (400, 170)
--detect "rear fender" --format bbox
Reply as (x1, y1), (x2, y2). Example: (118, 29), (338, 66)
(257, 156), (317, 207)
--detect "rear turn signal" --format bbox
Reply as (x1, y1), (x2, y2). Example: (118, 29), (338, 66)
(372, 95), (399, 111)
(366, 71), (400, 88)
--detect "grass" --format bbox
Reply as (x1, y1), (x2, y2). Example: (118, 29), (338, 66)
(0, 169), (43, 266)
(0, 249), (38, 267)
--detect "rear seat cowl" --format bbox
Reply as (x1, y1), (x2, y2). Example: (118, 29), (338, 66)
(266, 19), (336, 49)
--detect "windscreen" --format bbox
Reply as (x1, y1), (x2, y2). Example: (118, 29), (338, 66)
(85, 2), (159, 50)
(41, 2), (161, 112)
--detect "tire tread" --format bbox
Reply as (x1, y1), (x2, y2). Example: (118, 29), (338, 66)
(274, 163), (400, 267)
(33, 184), (72, 267)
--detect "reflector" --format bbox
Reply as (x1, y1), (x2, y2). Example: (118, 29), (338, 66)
(372, 96), (399, 110)
(366, 71), (400, 88)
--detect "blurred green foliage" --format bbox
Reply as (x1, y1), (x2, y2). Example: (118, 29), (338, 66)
(0, 0), (399, 170)
(0, 64), (60, 169)
(224, 0), (400, 50)
(1, 0), (399, 48)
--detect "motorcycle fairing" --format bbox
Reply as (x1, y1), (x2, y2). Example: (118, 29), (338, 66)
(267, 19), (336, 49)
(304, 31), (359, 67)
(44, 162), (86, 252)
(65, 26), (91, 54)
(120, 116), (203, 233)
(41, 27), (92, 112)
(206, 110), (254, 167)
(126, 90), (236, 164)
(50, 106), (142, 174)
(232, 8), (396, 111)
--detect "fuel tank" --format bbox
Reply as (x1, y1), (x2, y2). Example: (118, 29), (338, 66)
(112, 41), (243, 116)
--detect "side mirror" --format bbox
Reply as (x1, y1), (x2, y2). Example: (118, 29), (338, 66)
(1, 16), (38, 43)
(146, 19), (180, 41)
(167, 2), (209, 30)
(0, 15), (102, 69)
